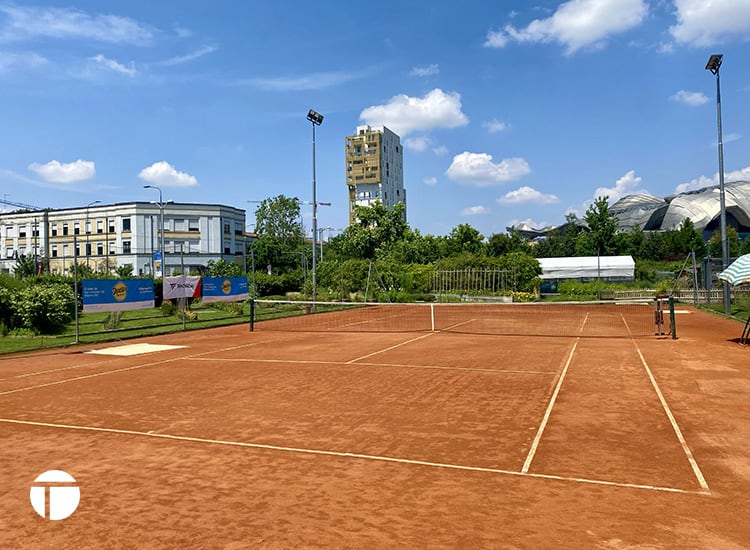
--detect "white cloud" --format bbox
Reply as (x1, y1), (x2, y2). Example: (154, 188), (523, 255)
(423, 177), (438, 185)
(28, 159), (95, 183)
(670, 0), (750, 45)
(0, 5), (154, 45)
(90, 54), (136, 77)
(410, 64), (439, 77)
(485, 0), (648, 55)
(157, 45), (218, 66)
(433, 145), (449, 156)
(461, 206), (490, 216)
(247, 69), (369, 91)
(138, 161), (198, 187)
(670, 90), (709, 106)
(497, 186), (559, 205)
(446, 152), (531, 187)
(360, 88), (469, 136)
(404, 135), (432, 152)
(0, 51), (47, 73)
(483, 119), (510, 133)
(594, 170), (647, 203)
(675, 165), (750, 193)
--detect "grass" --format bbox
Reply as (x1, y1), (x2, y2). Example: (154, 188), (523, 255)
(0, 302), (251, 355)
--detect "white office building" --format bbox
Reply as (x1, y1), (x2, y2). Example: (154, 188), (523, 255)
(0, 202), (247, 276)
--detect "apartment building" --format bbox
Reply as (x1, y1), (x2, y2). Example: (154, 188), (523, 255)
(0, 202), (247, 276)
(345, 125), (406, 224)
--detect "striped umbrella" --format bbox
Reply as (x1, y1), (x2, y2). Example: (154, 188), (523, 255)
(718, 254), (750, 286)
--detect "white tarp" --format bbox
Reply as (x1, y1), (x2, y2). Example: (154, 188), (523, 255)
(537, 256), (635, 280)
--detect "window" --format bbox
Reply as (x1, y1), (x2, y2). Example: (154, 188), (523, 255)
(51, 245), (58, 258)
(85, 243), (91, 256)
(19, 229), (26, 238)
(122, 218), (131, 231)
(188, 219), (199, 232)
(62, 244), (69, 257)
(62, 223), (69, 236)
(97, 243), (103, 255)
(97, 220), (103, 234)
(109, 241), (116, 254)
(223, 223), (230, 234)
(74, 221), (80, 235)
(109, 221), (115, 233)
(75, 245), (80, 257)
(122, 241), (131, 254)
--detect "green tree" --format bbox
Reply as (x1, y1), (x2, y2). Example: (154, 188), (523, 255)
(252, 195), (306, 275)
(708, 227), (740, 258)
(12, 254), (38, 278)
(488, 228), (532, 257)
(446, 224), (484, 256)
(583, 196), (618, 256)
(497, 252), (541, 293)
(330, 202), (408, 260)
(205, 258), (242, 277)
(115, 264), (135, 278)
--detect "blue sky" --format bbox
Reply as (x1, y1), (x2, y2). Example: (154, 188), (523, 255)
(1, 1), (749, 239)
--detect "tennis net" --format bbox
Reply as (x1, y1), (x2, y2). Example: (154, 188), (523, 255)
(251, 299), (669, 338)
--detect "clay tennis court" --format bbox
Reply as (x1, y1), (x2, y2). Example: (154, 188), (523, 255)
(1, 302), (749, 548)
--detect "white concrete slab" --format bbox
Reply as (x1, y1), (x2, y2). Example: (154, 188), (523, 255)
(86, 343), (187, 356)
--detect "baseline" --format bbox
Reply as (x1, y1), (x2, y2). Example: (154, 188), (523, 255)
(0, 417), (708, 496)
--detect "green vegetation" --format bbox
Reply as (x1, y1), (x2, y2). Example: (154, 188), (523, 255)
(2, 193), (747, 353)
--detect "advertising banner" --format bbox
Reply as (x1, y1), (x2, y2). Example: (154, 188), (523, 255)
(163, 275), (202, 300)
(202, 277), (249, 303)
(82, 279), (155, 313)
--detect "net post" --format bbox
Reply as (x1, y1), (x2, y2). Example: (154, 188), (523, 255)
(668, 295), (677, 340)
(430, 303), (435, 332)
(249, 298), (255, 332)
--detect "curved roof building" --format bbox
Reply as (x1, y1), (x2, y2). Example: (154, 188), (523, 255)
(612, 180), (750, 235)
(512, 180), (750, 239)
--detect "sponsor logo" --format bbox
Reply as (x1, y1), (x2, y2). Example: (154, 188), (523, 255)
(30, 470), (80, 521)
(112, 282), (127, 301)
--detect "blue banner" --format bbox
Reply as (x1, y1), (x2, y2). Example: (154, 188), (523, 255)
(202, 277), (249, 303)
(82, 279), (155, 313)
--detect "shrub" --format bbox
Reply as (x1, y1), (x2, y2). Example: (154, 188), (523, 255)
(161, 300), (176, 315)
(12, 284), (76, 334)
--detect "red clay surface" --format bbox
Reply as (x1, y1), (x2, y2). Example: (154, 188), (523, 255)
(0, 305), (749, 548)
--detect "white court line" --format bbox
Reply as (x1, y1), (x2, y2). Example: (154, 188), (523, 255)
(0, 417), (709, 496)
(0, 340), (277, 397)
(521, 339), (580, 473)
(187, 356), (558, 376)
(346, 333), (436, 363)
(621, 315), (710, 492)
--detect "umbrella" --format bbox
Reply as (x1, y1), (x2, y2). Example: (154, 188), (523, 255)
(718, 254), (750, 286)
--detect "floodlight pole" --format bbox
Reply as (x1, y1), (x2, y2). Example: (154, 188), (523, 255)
(706, 54), (731, 315)
(307, 109), (324, 304)
(144, 185), (166, 277)
(85, 200), (100, 270)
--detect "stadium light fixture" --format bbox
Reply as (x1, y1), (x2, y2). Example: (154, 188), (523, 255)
(307, 109), (324, 305)
(705, 54), (730, 315)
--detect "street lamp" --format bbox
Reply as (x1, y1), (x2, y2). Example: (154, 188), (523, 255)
(143, 185), (168, 276)
(307, 108), (323, 304)
(85, 200), (101, 270)
(706, 54), (730, 315)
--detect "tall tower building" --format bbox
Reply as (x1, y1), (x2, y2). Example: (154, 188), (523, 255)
(345, 125), (406, 224)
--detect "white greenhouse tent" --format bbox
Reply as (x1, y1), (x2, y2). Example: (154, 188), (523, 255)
(537, 256), (635, 293)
